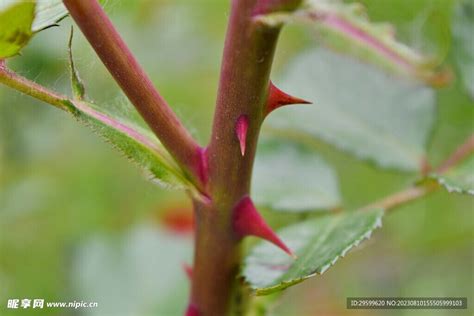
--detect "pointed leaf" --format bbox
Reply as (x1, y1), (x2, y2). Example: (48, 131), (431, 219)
(429, 154), (474, 195)
(267, 49), (435, 172)
(243, 208), (384, 295)
(68, 26), (85, 100)
(252, 139), (341, 212)
(0, 0), (68, 59)
(452, 0), (474, 99)
(62, 99), (191, 190)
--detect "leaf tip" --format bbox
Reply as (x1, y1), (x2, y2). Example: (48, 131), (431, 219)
(67, 26), (85, 100)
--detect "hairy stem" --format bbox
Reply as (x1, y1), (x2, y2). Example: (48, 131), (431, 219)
(0, 65), (69, 111)
(62, 0), (204, 189)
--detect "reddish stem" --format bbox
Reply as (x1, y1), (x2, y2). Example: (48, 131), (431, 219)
(62, 0), (205, 190)
(191, 1), (303, 315)
(436, 134), (474, 173)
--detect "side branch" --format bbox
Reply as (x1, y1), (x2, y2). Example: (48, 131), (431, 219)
(253, 0), (304, 15)
(437, 134), (474, 173)
(364, 133), (474, 212)
(0, 65), (69, 111)
(62, 0), (204, 188)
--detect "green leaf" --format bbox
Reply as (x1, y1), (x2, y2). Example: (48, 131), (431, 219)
(68, 26), (86, 100)
(62, 99), (191, 190)
(252, 139), (341, 212)
(452, 0), (474, 99)
(267, 48), (435, 172)
(33, 0), (68, 32)
(0, 2), (35, 58)
(243, 208), (384, 295)
(0, 0), (68, 59)
(73, 225), (192, 315)
(259, 0), (448, 86)
(429, 154), (474, 195)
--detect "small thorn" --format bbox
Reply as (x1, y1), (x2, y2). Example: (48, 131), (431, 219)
(235, 115), (249, 156)
(185, 303), (200, 316)
(183, 263), (193, 280)
(197, 146), (209, 185)
(266, 81), (311, 115)
(233, 196), (294, 257)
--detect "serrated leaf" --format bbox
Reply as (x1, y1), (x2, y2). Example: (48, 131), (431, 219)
(452, 0), (474, 99)
(62, 99), (191, 190)
(429, 154), (474, 195)
(267, 48), (435, 172)
(243, 208), (383, 295)
(0, 0), (68, 59)
(252, 138), (341, 212)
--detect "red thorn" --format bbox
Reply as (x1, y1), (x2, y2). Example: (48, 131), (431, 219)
(183, 263), (193, 280)
(185, 303), (200, 316)
(233, 196), (294, 257)
(235, 115), (249, 156)
(197, 146), (209, 185)
(266, 81), (311, 115)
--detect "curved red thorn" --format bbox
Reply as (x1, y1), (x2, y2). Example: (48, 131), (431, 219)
(183, 263), (193, 280)
(235, 115), (249, 156)
(266, 81), (311, 115)
(233, 196), (294, 257)
(184, 303), (200, 316)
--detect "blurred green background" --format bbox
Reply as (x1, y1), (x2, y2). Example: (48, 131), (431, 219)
(0, 0), (472, 315)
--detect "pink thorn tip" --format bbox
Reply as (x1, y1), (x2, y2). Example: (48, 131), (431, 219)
(185, 303), (200, 316)
(235, 115), (249, 156)
(233, 196), (294, 257)
(182, 263), (193, 280)
(266, 81), (311, 115)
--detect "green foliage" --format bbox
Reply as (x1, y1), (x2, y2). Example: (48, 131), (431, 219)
(252, 138), (341, 212)
(452, 0), (474, 99)
(0, 0), (67, 58)
(61, 99), (191, 190)
(0, 2), (35, 58)
(429, 154), (474, 195)
(32, 0), (68, 32)
(267, 48), (435, 172)
(0, 0), (472, 314)
(68, 27), (86, 100)
(259, 0), (447, 85)
(243, 208), (384, 295)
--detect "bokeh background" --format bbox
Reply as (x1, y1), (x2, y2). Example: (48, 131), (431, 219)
(0, 0), (472, 315)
